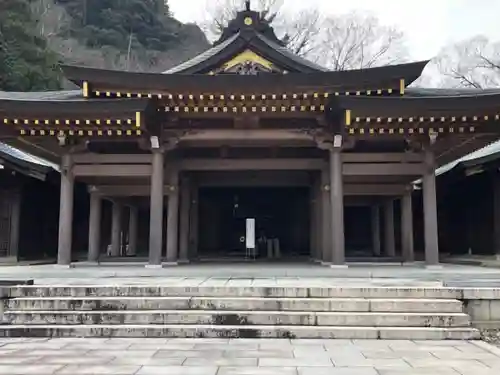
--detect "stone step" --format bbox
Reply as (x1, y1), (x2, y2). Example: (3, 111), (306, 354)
(0, 324), (480, 340)
(4, 297), (465, 313)
(1, 310), (472, 327)
(7, 286), (462, 299)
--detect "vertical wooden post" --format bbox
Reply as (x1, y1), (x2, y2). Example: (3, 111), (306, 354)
(8, 191), (21, 260)
(189, 182), (199, 259)
(165, 169), (180, 264)
(371, 205), (381, 256)
(179, 176), (191, 263)
(128, 206), (138, 256)
(110, 201), (122, 257)
(423, 148), (440, 266)
(309, 176), (319, 261)
(493, 173), (500, 259)
(384, 200), (396, 257)
(148, 149), (164, 266)
(88, 191), (102, 262)
(320, 167), (331, 264)
(401, 190), (415, 262)
(330, 148), (345, 266)
(57, 154), (74, 266)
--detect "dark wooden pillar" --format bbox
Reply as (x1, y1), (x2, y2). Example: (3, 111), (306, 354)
(371, 205), (381, 256)
(8, 191), (21, 260)
(320, 167), (331, 264)
(110, 201), (123, 257)
(128, 206), (138, 256)
(57, 154), (74, 266)
(88, 191), (102, 262)
(330, 148), (345, 265)
(494, 173), (500, 258)
(401, 190), (415, 262)
(148, 149), (164, 267)
(423, 148), (440, 266)
(384, 200), (396, 257)
(189, 182), (199, 259)
(179, 176), (191, 263)
(310, 176), (321, 261)
(165, 169), (180, 264)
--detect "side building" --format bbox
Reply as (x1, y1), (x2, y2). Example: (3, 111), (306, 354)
(0, 142), (59, 262)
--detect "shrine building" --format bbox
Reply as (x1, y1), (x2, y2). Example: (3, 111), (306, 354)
(1, 4), (500, 267)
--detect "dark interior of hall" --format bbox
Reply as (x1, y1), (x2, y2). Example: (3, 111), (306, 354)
(198, 187), (310, 258)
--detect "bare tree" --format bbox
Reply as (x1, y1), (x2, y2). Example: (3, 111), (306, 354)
(201, 0), (321, 56)
(313, 11), (409, 70)
(202, 0), (283, 39)
(273, 9), (321, 56)
(434, 35), (500, 88)
(202, 2), (407, 68)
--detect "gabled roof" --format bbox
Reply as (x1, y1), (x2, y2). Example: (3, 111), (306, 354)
(164, 6), (327, 74)
(435, 140), (500, 177)
(0, 142), (58, 180)
(164, 31), (328, 74)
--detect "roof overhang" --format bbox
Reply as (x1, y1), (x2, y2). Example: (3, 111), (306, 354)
(61, 60), (429, 96)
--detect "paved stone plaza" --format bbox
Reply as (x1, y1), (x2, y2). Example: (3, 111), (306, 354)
(1, 263), (500, 373)
(0, 337), (499, 374)
(2, 262), (500, 287)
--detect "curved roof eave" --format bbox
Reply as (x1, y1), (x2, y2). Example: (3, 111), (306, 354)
(0, 142), (59, 172)
(0, 96), (151, 115)
(61, 60), (429, 94)
(333, 90), (500, 117)
(0, 90), (82, 101)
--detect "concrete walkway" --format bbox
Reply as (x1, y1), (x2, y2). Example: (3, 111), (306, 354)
(0, 337), (499, 374)
(2, 263), (500, 287)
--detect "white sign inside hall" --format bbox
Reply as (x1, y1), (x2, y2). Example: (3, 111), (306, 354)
(246, 218), (256, 249)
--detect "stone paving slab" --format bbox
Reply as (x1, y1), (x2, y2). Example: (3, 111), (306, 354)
(2, 263), (500, 287)
(0, 338), (498, 374)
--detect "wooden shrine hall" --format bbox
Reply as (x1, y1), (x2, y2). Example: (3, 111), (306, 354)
(1, 4), (500, 267)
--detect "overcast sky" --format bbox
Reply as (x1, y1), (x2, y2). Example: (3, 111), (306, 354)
(168, 0), (500, 60)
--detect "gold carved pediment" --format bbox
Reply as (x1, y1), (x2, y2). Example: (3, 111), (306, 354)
(210, 49), (283, 75)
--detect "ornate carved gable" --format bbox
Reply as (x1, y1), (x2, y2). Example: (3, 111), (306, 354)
(212, 49), (283, 75)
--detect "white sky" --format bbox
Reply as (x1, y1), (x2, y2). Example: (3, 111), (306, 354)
(168, 0), (500, 60)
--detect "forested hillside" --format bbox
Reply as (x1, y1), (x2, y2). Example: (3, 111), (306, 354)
(1, 0), (210, 91)
(0, 0), (61, 91)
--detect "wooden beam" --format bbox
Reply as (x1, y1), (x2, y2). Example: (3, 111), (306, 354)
(74, 164), (152, 177)
(342, 153), (424, 163)
(95, 185), (170, 197)
(72, 154), (152, 164)
(178, 129), (314, 142)
(198, 173), (311, 187)
(343, 163), (425, 176)
(179, 159), (326, 171)
(344, 184), (407, 196)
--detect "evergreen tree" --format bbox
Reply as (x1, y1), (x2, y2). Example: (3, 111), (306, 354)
(0, 0), (61, 91)
(55, 0), (197, 52)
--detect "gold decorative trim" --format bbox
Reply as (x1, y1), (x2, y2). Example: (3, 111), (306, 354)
(82, 81), (89, 98)
(2, 118), (136, 126)
(135, 112), (141, 128)
(347, 127), (473, 135)
(88, 89), (389, 100)
(345, 110), (352, 126)
(164, 105), (326, 113)
(352, 114), (497, 124)
(19, 129), (142, 136)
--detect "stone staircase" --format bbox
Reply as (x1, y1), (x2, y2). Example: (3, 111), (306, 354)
(0, 285), (480, 339)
